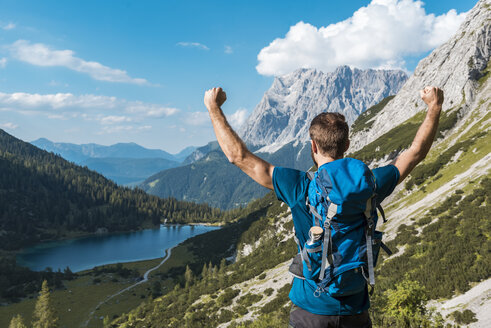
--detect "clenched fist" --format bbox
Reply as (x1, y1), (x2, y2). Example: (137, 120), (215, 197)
(420, 86), (444, 109)
(204, 87), (227, 110)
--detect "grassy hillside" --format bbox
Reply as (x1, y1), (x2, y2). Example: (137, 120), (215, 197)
(349, 106), (461, 163)
(108, 136), (490, 328)
(350, 95), (395, 134)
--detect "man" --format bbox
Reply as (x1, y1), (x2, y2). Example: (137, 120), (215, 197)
(204, 86), (444, 327)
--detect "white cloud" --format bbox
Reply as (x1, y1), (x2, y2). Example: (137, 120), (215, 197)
(0, 92), (179, 121)
(100, 115), (132, 125)
(177, 42), (209, 50)
(47, 114), (67, 120)
(2, 23), (15, 30)
(228, 108), (248, 129)
(48, 80), (69, 87)
(184, 111), (210, 126)
(98, 124), (152, 134)
(0, 122), (18, 129)
(256, 0), (467, 76)
(0, 92), (117, 109)
(224, 45), (233, 54)
(9, 40), (148, 84)
(0, 58), (6, 68)
(125, 103), (179, 118)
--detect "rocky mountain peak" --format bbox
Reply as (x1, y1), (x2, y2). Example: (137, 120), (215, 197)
(238, 66), (407, 152)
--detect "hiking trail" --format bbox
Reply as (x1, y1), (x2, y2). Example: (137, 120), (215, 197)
(82, 246), (174, 327)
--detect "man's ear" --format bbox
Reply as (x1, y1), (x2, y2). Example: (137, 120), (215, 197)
(344, 139), (350, 153)
(311, 140), (318, 154)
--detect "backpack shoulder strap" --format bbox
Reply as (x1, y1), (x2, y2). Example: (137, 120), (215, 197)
(306, 171), (323, 227)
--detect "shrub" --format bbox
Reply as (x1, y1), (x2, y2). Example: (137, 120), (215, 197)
(450, 309), (478, 325)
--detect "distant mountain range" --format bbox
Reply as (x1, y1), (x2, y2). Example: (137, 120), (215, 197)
(31, 139), (196, 186)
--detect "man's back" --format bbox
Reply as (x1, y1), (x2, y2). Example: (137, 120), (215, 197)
(272, 162), (400, 315)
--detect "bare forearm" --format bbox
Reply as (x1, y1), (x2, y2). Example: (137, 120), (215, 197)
(409, 104), (442, 161)
(204, 87), (274, 189)
(208, 104), (249, 163)
(393, 86), (444, 184)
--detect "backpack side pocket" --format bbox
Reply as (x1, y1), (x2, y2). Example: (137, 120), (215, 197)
(302, 239), (323, 281)
(328, 267), (366, 296)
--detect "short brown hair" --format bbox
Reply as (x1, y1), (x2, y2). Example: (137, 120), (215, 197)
(309, 112), (349, 159)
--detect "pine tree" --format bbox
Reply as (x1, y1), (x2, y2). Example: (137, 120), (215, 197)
(32, 280), (59, 328)
(9, 314), (27, 328)
(184, 265), (194, 288)
(201, 263), (208, 280)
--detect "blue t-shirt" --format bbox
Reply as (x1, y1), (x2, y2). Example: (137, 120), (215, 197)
(273, 161), (400, 315)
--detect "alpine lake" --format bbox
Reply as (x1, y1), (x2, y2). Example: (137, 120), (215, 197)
(16, 224), (220, 272)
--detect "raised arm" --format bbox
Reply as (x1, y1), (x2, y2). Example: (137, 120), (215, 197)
(392, 86), (444, 184)
(204, 87), (274, 190)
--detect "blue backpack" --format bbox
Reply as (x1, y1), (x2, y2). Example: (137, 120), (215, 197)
(289, 158), (392, 297)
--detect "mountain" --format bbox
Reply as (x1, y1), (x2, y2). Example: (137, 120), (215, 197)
(174, 145), (198, 162)
(110, 2), (491, 327)
(31, 139), (178, 161)
(182, 141), (221, 165)
(239, 66), (407, 152)
(0, 129), (226, 251)
(31, 139), (187, 185)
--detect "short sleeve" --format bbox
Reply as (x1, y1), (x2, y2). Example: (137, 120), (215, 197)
(372, 165), (400, 203)
(272, 167), (309, 208)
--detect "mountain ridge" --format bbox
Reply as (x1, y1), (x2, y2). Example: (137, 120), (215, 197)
(239, 66), (408, 153)
(31, 138), (196, 185)
(31, 138), (193, 162)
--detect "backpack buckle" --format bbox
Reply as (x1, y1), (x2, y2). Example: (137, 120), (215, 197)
(313, 287), (325, 298)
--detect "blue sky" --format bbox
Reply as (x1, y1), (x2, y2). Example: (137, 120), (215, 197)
(0, 0), (477, 153)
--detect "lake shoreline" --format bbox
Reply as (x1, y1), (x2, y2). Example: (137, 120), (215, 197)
(16, 224), (220, 273)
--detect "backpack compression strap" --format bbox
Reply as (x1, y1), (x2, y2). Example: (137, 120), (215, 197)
(364, 195), (377, 287)
(319, 205), (335, 281)
(306, 171), (336, 281)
